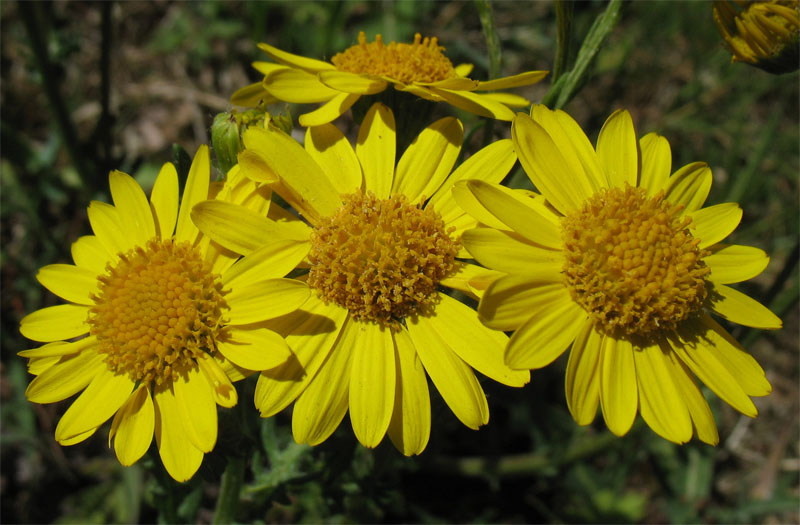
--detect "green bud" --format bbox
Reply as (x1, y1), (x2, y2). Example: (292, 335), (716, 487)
(211, 112), (242, 175)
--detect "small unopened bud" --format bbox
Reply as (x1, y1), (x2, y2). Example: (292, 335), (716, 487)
(211, 113), (242, 175)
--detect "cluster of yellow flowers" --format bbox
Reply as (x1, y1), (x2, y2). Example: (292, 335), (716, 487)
(20, 22), (784, 482)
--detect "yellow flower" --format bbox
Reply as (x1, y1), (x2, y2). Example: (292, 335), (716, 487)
(232, 31), (548, 126)
(456, 105), (782, 445)
(18, 147), (309, 481)
(713, 0), (799, 73)
(192, 103), (529, 454)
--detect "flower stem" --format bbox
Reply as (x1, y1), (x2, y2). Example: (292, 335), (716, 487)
(475, 0), (502, 145)
(553, 0), (575, 83)
(213, 455), (246, 525)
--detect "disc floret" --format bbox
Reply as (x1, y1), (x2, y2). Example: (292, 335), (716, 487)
(88, 239), (228, 384)
(332, 31), (456, 84)
(308, 191), (459, 327)
(561, 186), (710, 336)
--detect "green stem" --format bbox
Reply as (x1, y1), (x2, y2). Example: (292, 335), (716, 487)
(213, 455), (246, 525)
(474, 0), (502, 144)
(18, 2), (95, 187)
(553, 0), (575, 83)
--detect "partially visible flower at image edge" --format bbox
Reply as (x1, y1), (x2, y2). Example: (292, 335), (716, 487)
(231, 31), (548, 126)
(18, 147), (309, 482)
(456, 104), (782, 445)
(713, 0), (799, 74)
(191, 102), (528, 455)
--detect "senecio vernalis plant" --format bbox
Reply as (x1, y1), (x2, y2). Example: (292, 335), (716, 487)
(18, 2), (785, 502)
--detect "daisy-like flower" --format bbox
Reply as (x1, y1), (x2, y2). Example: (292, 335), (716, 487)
(192, 103), (529, 454)
(713, 0), (799, 74)
(18, 147), (310, 481)
(455, 105), (782, 445)
(231, 31), (548, 127)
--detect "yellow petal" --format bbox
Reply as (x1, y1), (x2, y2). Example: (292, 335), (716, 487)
(304, 124), (363, 194)
(439, 261), (504, 299)
(110, 385), (154, 466)
(231, 81), (277, 107)
(87, 201), (130, 255)
(422, 77), (479, 90)
(430, 138), (516, 224)
(426, 293), (529, 387)
(175, 146), (211, 244)
(255, 297), (347, 417)
(512, 113), (592, 215)
(71, 235), (112, 273)
(710, 284), (782, 329)
(633, 340), (692, 444)
(505, 294), (587, 369)
(191, 199), (310, 255)
(109, 170), (156, 245)
(705, 244), (770, 284)
(462, 227), (563, 274)
(20, 304), (89, 342)
(392, 117), (463, 204)
(318, 70), (388, 94)
(688, 202), (742, 249)
(664, 351), (719, 445)
(173, 366), (217, 453)
(426, 87), (515, 120)
(596, 109), (638, 188)
(242, 126), (342, 223)
(27, 356), (61, 376)
(264, 68), (339, 103)
(257, 42), (335, 72)
(479, 92), (531, 107)
(454, 63), (474, 76)
(349, 322), (395, 448)
(55, 365), (134, 442)
(599, 336), (638, 437)
(464, 180), (563, 248)
(387, 329), (431, 456)
(153, 384), (204, 482)
(197, 353), (238, 408)
(407, 317), (489, 430)
(18, 336), (97, 358)
(664, 162), (712, 212)
(218, 327), (291, 371)
(151, 162), (179, 239)
(222, 240), (310, 286)
(530, 105), (606, 193)
(478, 267), (566, 330)
(356, 103), (395, 199)
(298, 92), (361, 127)
(639, 133), (671, 195)
(59, 427), (97, 446)
(292, 320), (356, 446)
(669, 316), (758, 416)
(226, 278), (310, 325)
(565, 321), (602, 425)
(25, 349), (104, 403)
(700, 314), (772, 397)
(36, 264), (98, 306)
(475, 71), (549, 90)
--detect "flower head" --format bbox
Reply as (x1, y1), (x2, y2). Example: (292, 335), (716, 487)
(192, 103), (528, 454)
(19, 148), (309, 481)
(713, 0), (799, 73)
(456, 105), (782, 445)
(231, 31), (548, 126)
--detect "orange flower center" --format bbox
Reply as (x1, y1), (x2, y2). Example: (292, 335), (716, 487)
(308, 190), (459, 328)
(88, 239), (227, 384)
(561, 186), (710, 336)
(331, 31), (456, 84)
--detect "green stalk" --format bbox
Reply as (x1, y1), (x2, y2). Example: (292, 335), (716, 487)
(553, 0), (575, 83)
(213, 455), (246, 525)
(474, 0), (502, 144)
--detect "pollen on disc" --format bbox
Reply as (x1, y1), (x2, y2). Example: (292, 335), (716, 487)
(332, 31), (457, 84)
(88, 239), (228, 385)
(308, 190), (459, 328)
(561, 186), (710, 336)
